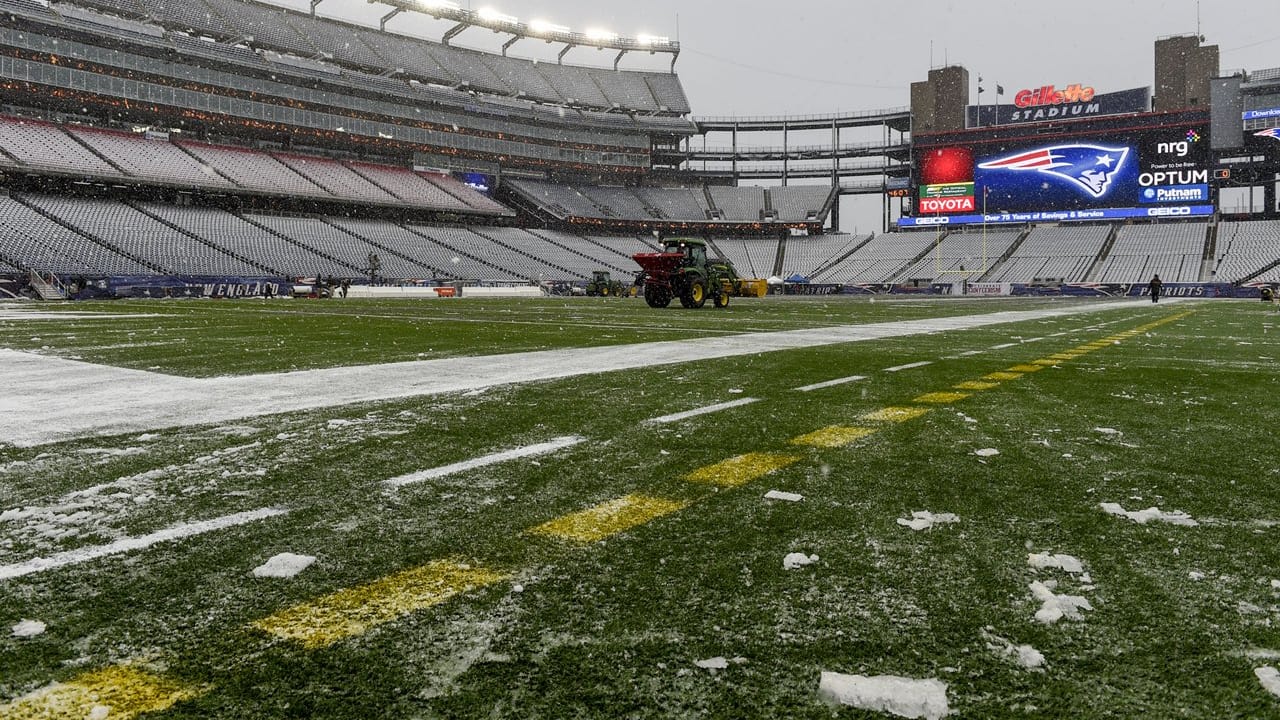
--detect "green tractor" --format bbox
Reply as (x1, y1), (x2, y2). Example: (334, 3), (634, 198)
(633, 237), (743, 309)
(585, 270), (625, 297)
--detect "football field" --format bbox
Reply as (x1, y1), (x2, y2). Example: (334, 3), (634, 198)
(2, 296), (1279, 718)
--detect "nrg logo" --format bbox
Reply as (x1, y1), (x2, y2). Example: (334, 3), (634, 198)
(1156, 129), (1202, 157)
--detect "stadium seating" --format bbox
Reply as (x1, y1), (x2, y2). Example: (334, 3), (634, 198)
(710, 237), (780, 278)
(269, 153), (401, 206)
(177, 142), (332, 199)
(20, 194), (268, 276)
(1213, 220), (1280, 282)
(341, 163), (471, 212)
(632, 187), (712, 221)
(1094, 223), (1207, 283)
(985, 225), (1109, 283)
(0, 115), (511, 213)
(771, 186), (835, 222)
(813, 232), (938, 284)
(59, 0), (692, 115)
(0, 195), (150, 275)
(138, 203), (339, 277)
(892, 230), (1023, 283)
(0, 116), (125, 178)
(707, 186), (766, 222)
(780, 234), (866, 279)
(66, 127), (237, 189)
(403, 226), (525, 283)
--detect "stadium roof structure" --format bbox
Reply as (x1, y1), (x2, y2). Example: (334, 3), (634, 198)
(359, 0), (680, 71)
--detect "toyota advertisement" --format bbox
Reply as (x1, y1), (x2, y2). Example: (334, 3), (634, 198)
(901, 125), (1214, 227)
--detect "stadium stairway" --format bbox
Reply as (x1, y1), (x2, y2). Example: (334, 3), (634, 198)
(468, 227), (576, 280)
(524, 229), (633, 275)
(235, 213), (364, 277)
(807, 235), (876, 280)
(27, 270), (67, 300)
(976, 228), (1033, 282)
(317, 217), (446, 279)
(1083, 226), (1121, 282)
(1201, 223), (1219, 281)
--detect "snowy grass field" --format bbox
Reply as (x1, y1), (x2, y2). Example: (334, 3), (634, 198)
(2, 296), (1280, 718)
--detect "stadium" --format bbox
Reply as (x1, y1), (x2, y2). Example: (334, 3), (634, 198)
(2, 0), (1280, 717)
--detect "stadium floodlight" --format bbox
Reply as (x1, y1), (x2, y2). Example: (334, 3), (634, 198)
(584, 27), (617, 43)
(635, 34), (669, 46)
(477, 6), (517, 24)
(529, 18), (570, 35)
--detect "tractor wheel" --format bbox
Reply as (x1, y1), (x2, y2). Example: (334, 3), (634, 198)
(645, 286), (672, 308)
(714, 291), (731, 308)
(680, 280), (707, 309)
(601, 287), (610, 296)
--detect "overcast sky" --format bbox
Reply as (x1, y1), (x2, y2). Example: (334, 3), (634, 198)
(274, 0), (1279, 231)
(289, 0), (1280, 116)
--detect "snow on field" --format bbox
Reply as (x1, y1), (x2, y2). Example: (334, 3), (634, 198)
(1257, 666), (1280, 699)
(764, 490), (804, 502)
(694, 656), (746, 672)
(252, 552), (316, 578)
(817, 671), (949, 720)
(0, 508), (288, 579)
(896, 511), (959, 531)
(783, 553), (819, 570)
(0, 302), (1148, 447)
(982, 628), (1045, 670)
(1029, 580), (1093, 624)
(11, 619), (46, 637)
(1027, 552), (1085, 574)
(974, 448), (1000, 458)
(1100, 502), (1199, 526)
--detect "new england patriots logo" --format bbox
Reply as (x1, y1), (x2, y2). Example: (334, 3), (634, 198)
(978, 145), (1130, 198)
(1257, 128), (1280, 142)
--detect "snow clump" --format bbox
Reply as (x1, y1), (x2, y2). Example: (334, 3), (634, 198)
(783, 553), (819, 570)
(897, 511), (960, 531)
(252, 553), (317, 578)
(817, 672), (949, 720)
(1100, 502), (1198, 526)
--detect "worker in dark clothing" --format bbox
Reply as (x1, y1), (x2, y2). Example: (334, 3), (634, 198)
(1148, 274), (1162, 303)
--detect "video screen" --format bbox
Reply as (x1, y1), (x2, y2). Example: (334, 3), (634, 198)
(905, 124), (1213, 225)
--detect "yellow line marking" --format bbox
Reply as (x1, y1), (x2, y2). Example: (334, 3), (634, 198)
(251, 560), (506, 649)
(1031, 359), (1060, 366)
(530, 494), (688, 543)
(984, 371), (1023, 381)
(859, 406), (930, 423)
(1007, 364), (1045, 373)
(954, 380), (1000, 391)
(913, 391), (971, 404)
(790, 426), (878, 448)
(0, 666), (203, 720)
(685, 452), (801, 488)
(1046, 353), (1076, 360)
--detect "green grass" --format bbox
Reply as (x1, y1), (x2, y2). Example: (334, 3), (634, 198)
(2, 296), (1280, 718)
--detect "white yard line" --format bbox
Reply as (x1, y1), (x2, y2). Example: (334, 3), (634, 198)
(0, 301), (1175, 447)
(384, 436), (585, 488)
(0, 507), (288, 580)
(644, 398), (760, 425)
(795, 375), (867, 392)
(990, 342), (1019, 350)
(883, 361), (933, 372)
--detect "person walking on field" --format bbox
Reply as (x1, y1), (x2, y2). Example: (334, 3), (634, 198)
(1148, 274), (1162, 303)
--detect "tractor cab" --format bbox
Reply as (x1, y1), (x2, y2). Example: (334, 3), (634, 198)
(663, 238), (708, 267)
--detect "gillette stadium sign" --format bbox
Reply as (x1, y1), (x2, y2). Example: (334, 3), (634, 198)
(967, 86), (1151, 127)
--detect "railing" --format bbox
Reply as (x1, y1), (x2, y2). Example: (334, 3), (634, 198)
(694, 107), (910, 124)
